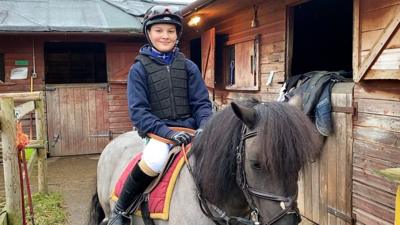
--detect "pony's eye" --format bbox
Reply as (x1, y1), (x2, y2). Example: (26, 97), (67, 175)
(250, 160), (262, 170)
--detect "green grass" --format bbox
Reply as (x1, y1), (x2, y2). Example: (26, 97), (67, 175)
(24, 148), (34, 161)
(0, 193), (68, 225)
(26, 192), (69, 225)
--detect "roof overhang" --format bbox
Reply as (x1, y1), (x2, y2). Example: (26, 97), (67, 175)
(181, 0), (265, 31)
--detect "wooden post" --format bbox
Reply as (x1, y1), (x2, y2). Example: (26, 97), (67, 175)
(35, 93), (48, 194)
(0, 97), (22, 225)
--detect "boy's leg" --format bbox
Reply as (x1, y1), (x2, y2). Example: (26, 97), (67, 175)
(108, 139), (169, 225)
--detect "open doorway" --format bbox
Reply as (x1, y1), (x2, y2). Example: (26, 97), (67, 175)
(287, 0), (353, 77)
(190, 38), (202, 72)
(44, 42), (107, 84)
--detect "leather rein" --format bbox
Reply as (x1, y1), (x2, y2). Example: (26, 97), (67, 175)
(185, 124), (301, 225)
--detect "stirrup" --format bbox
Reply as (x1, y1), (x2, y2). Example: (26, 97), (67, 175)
(108, 207), (131, 225)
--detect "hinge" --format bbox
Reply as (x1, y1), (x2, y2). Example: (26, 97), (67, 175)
(89, 130), (112, 140)
(331, 101), (358, 121)
(327, 206), (355, 224)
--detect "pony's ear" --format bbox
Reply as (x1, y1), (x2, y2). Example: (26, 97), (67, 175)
(231, 102), (257, 128)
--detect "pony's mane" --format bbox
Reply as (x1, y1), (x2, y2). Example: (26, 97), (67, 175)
(191, 99), (321, 204)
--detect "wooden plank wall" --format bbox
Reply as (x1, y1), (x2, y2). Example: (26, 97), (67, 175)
(352, 81), (400, 224)
(183, 0), (292, 106)
(107, 42), (143, 136)
(298, 83), (354, 225)
(0, 35), (45, 92)
(358, 0), (400, 79)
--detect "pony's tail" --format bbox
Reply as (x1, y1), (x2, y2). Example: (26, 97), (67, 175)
(87, 191), (105, 225)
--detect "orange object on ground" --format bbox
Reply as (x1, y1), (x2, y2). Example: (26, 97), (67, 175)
(112, 146), (190, 220)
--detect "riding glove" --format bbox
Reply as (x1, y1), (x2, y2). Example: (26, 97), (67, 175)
(169, 131), (192, 145)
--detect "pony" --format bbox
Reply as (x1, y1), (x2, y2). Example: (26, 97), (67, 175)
(88, 99), (322, 225)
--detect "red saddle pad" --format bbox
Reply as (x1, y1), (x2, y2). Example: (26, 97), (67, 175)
(112, 147), (188, 220)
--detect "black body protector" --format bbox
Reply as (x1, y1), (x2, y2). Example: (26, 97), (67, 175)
(136, 53), (192, 120)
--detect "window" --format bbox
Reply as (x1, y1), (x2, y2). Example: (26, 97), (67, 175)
(226, 46), (235, 86)
(44, 42), (107, 84)
(0, 53), (5, 82)
(225, 35), (260, 91)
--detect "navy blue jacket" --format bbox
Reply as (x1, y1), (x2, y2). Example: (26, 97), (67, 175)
(127, 45), (212, 138)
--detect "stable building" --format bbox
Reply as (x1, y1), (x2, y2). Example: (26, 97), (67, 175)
(180, 0), (400, 224)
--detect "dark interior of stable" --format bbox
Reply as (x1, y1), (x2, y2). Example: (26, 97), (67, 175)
(290, 0), (353, 77)
(190, 38), (202, 71)
(0, 53), (4, 82)
(44, 42), (107, 84)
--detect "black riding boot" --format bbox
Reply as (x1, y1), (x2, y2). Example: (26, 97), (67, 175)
(108, 163), (155, 225)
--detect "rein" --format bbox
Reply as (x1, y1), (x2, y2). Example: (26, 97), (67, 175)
(184, 124), (301, 225)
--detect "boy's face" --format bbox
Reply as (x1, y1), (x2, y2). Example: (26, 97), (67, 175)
(148, 24), (178, 52)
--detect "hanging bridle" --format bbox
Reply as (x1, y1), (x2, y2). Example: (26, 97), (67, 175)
(234, 125), (302, 225)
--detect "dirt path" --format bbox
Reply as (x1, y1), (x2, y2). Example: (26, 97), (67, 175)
(0, 155), (99, 225)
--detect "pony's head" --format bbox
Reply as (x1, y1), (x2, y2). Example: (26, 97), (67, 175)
(192, 98), (322, 224)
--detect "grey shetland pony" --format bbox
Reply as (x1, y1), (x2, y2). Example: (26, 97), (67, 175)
(88, 99), (322, 225)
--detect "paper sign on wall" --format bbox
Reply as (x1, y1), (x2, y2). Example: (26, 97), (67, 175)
(10, 67), (28, 80)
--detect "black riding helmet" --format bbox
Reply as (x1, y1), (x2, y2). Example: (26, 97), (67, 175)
(142, 5), (183, 48)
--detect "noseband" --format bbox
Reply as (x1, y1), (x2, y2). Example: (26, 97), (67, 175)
(235, 126), (301, 225)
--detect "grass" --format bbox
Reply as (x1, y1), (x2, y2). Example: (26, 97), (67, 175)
(26, 192), (69, 225)
(24, 148), (34, 161)
(0, 192), (69, 225)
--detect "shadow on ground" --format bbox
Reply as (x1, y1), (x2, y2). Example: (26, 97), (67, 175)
(0, 154), (99, 225)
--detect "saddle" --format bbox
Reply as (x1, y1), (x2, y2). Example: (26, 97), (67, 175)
(112, 128), (194, 221)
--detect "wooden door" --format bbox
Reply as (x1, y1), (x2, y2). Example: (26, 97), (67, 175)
(298, 83), (355, 225)
(46, 84), (110, 156)
(201, 27), (216, 88)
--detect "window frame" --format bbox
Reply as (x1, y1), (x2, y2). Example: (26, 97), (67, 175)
(224, 35), (260, 91)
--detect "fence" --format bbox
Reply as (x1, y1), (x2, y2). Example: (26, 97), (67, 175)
(0, 91), (48, 225)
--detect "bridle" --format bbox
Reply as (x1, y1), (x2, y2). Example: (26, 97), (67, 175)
(235, 125), (302, 225)
(188, 123), (302, 225)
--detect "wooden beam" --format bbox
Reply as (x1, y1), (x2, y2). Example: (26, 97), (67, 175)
(352, 0), (360, 79)
(14, 101), (35, 120)
(0, 98), (22, 225)
(35, 97), (48, 194)
(356, 9), (400, 82)
(0, 91), (42, 102)
(25, 140), (45, 149)
(364, 69), (400, 80)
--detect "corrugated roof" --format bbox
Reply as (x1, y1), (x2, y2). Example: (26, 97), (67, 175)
(0, 0), (186, 33)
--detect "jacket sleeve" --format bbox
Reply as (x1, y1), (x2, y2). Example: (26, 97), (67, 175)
(127, 62), (174, 138)
(186, 60), (213, 128)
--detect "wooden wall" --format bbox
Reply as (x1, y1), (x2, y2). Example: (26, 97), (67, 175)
(354, 0), (400, 80)
(182, 0), (292, 106)
(352, 0), (400, 223)
(106, 42), (142, 136)
(0, 35), (45, 92)
(352, 81), (400, 224)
